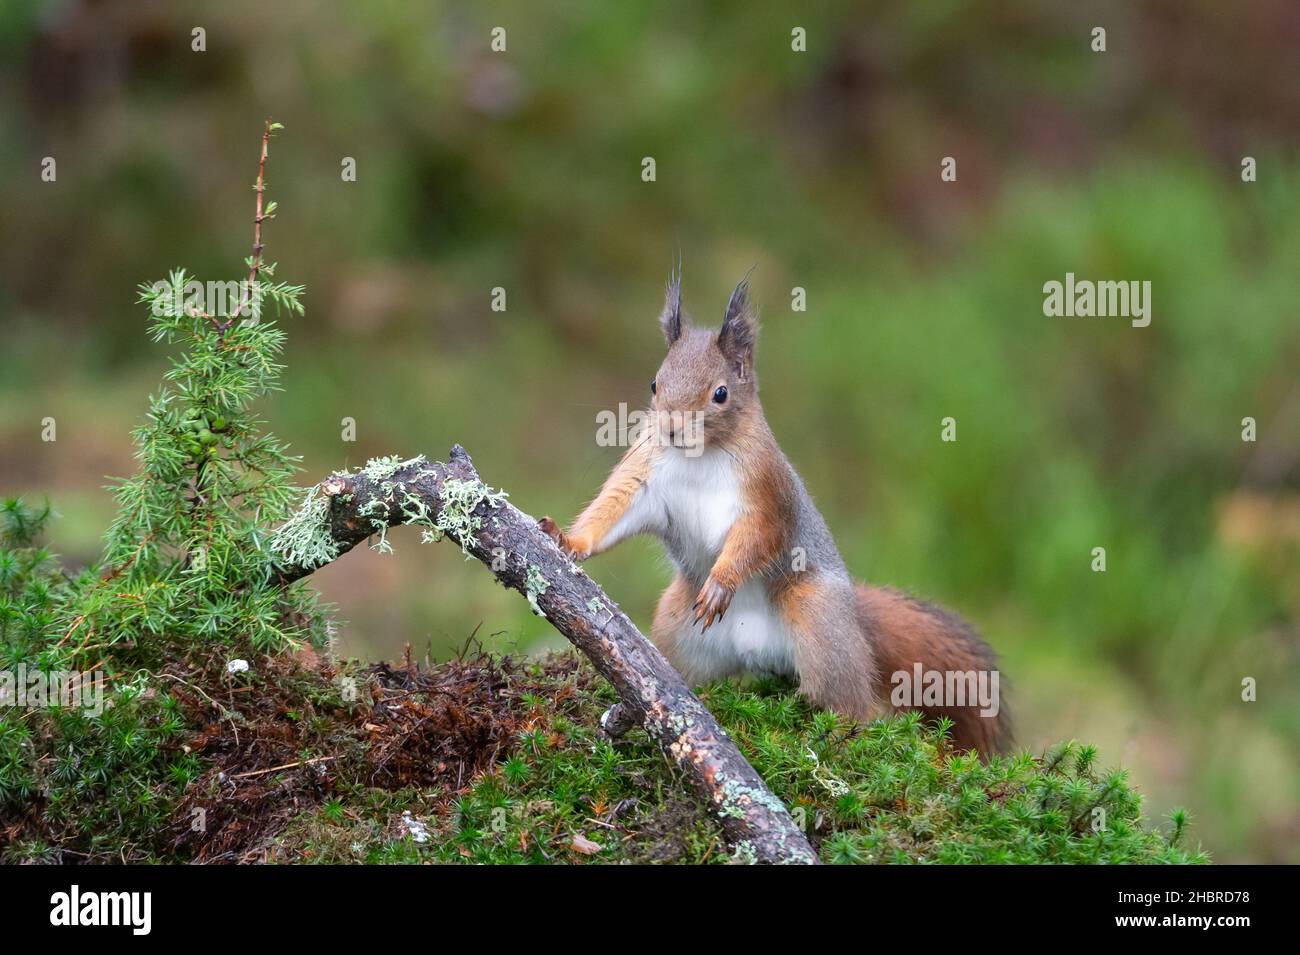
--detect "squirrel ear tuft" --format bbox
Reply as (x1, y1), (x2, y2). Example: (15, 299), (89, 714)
(659, 257), (686, 345)
(718, 271), (758, 375)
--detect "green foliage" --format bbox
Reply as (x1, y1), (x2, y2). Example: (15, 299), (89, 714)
(0, 499), (73, 673)
(0, 499), (67, 807)
(76, 261), (318, 657)
(29, 678), (188, 858)
(0, 499), (189, 858)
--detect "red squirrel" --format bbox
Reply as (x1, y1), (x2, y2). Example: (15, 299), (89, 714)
(541, 270), (1009, 756)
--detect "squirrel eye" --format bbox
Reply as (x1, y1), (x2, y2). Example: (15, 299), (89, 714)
(650, 379), (657, 395)
(712, 385), (728, 404)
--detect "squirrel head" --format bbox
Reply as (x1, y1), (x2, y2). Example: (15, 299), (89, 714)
(650, 265), (758, 451)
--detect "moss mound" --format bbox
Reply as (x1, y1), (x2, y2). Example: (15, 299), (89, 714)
(3, 641), (1205, 864)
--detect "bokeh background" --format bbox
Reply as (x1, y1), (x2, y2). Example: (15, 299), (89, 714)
(1, 0), (1297, 862)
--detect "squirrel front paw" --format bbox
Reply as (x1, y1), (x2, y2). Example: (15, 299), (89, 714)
(538, 517), (591, 561)
(692, 575), (735, 632)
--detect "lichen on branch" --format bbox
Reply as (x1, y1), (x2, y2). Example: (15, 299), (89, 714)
(269, 455), (508, 571)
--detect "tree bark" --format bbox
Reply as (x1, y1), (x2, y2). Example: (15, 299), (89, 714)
(273, 445), (818, 864)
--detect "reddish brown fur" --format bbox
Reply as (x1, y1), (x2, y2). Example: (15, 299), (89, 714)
(560, 434), (655, 559)
(857, 586), (1010, 755)
(649, 573), (700, 679)
(708, 419), (790, 592)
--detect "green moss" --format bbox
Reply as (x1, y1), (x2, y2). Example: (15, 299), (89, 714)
(702, 679), (1207, 864)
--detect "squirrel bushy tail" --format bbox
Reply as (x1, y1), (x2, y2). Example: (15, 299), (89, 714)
(857, 585), (1012, 757)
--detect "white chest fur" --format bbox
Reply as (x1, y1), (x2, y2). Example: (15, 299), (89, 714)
(648, 447), (742, 575)
(642, 448), (797, 678)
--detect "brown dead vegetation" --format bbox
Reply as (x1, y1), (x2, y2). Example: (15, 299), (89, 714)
(168, 644), (595, 863)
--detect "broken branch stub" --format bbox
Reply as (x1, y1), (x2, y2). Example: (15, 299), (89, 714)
(272, 445), (818, 864)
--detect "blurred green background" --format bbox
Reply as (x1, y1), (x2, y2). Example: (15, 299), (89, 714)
(1, 0), (1297, 861)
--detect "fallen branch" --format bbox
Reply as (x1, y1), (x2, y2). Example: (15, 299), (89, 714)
(271, 445), (818, 864)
